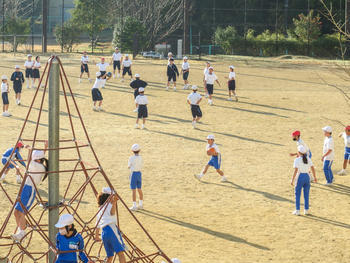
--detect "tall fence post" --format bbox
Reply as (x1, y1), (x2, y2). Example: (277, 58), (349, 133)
(48, 57), (60, 263)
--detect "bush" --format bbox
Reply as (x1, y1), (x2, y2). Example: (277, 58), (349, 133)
(54, 21), (82, 52)
(293, 10), (321, 42)
(2, 17), (30, 52)
(214, 26), (240, 54)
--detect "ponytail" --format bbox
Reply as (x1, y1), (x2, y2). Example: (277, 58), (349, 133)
(302, 154), (308, 164)
(40, 158), (49, 181)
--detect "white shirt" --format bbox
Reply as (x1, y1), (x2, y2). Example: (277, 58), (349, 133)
(96, 62), (109, 71)
(96, 203), (117, 229)
(25, 161), (46, 187)
(187, 92), (201, 105)
(203, 67), (209, 76)
(112, 52), (122, 61)
(182, 61), (190, 71)
(92, 78), (104, 90)
(205, 73), (218, 85)
(122, 59), (132, 67)
(323, 136), (335, 161)
(229, 72), (236, 80)
(1, 82), (8, 93)
(296, 139), (310, 154)
(81, 56), (89, 64)
(342, 132), (350, 147)
(128, 155), (143, 172)
(135, 95), (148, 105)
(24, 60), (34, 68)
(34, 61), (41, 69)
(293, 156), (313, 174)
(206, 143), (220, 154)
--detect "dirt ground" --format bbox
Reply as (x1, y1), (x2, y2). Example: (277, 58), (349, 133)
(0, 53), (350, 263)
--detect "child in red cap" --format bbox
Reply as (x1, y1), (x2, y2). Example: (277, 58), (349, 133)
(338, 126), (350, 175)
(290, 131), (312, 159)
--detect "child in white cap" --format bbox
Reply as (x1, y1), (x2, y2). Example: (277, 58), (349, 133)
(338, 125), (350, 175)
(180, 56), (190, 89)
(12, 141), (48, 241)
(112, 47), (123, 78)
(322, 126), (334, 185)
(226, 65), (237, 101)
(95, 57), (110, 88)
(204, 66), (220, 105)
(1, 75), (10, 117)
(128, 144), (143, 211)
(95, 187), (127, 263)
(291, 145), (317, 216)
(203, 62), (211, 97)
(162, 258), (181, 263)
(10, 65), (25, 105)
(135, 88), (148, 129)
(121, 54), (132, 82)
(79, 51), (91, 83)
(187, 85), (202, 129)
(195, 135), (227, 182)
(24, 54), (34, 89)
(55, 214), (92, 263)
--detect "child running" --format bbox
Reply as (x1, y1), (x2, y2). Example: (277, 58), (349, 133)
(32, 56), (41, 88)
(92, 72), (111, 112)
(226, 65), (238, 101)
(112, 47), (122, 78)
(10, 65), (25, 105)
(290, 145), (317, 216)
(134, 88), (148, 129)
(11, 142), (48, 241)
(130, 74), (147, 112)
(187, 85), (202, 129)
(55, 214), (93, 263)
(322, 126), (334, 185)
(195, 135), (227, 182)
(24, 54), (34, 89)
(128, 144), (143, 211)
(95, 187), (127, 263)
(96, 58), (109, 88)
(180, 56), (190, 89)
(166, 58), (179, 91)
(1, 75), (10, 117)
(121, 54), (132, 82)
(204, 67), (220, 105)
(290, 131), (312, 159)
(337, 125), (350, 175)
(79, 51), (91, 83)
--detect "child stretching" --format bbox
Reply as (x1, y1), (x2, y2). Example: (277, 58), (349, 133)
(338, 125), (350, 175)
(10, 65), (25, 105)
(128, 144), (143, 211)
(91, 72), (111, 111)
(95, 187), (127, 263)
(55, 214), (93, 263)
(1, 75), (10, 117)
(195, 135), (227, 182)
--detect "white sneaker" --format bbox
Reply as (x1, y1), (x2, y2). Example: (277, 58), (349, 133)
(141, 124), (145, 130)
(18, 100), (21, 105)
(173, 87), (177, 91)
(192, 121), (196, 129)
(292, 210), (300, 216)
(11, 231), (26, 242)
(117, 73), (120, 78)
(31, 86), (35, 89)
(166, 86), (169, 91)
(325, 182), (332, 186)
(2, 111), (10, 117)
(133, 108), (138, 112)
(220, 176), (228, 182)
(227, 97), (233, 101)
(304, 209), (309, 215)
(16, 176), (22, 184)
(78, 78), (82, 83)
(121, 79), (124, 82)
(337, 169), (346, 175)
(26, 85), (30, 89)
(134, 124), (139, 129)
(97, 107), (103, 112)
(138, 204), (143, 210)
(113, 74), (115, 79)
(93, 106), (97, 111)
(88, 78), (92, 83)
(129, 206), (138, 211)
(194, 174), (202, 180)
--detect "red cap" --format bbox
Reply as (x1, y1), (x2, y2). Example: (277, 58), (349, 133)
(346, 126), (350, 131)
(292, 130), (300, 137)
(16, 141), (24, 148)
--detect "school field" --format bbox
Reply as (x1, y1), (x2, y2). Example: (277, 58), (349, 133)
(0, 53), (350, 263)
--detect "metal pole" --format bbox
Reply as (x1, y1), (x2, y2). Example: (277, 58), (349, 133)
(48, 57), (60, 263)
(307, 0), (310, 56)
(284, 0), (289, 36)
(275, 0), (278, 56)
(244, 0), (247, 53)
(61, 0), (64, 53)
(198, 31), (201, 60)
(31, 0), (34, 53)
(42, 0), (48, 53)
(2, 0), (4, 52)
(212, 0), (216, 55)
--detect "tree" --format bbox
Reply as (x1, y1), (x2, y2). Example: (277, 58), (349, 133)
(112, 17), (147, 57)
(71, 0), (109, 51)
(54, 21), (82, 52)
(214, 26), (240, 54)
(293, 10), (322, 42)
(2, 17), (30, 52)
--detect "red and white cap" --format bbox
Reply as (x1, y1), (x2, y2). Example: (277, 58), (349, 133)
(345, 125), (350, 131)
(16, 141), (24, 148)
(292, 130), (300, 137)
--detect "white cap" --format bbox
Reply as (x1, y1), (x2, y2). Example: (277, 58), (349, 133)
(135, 73), (140, 78)
(27, 54), (32, 57)
(125, 54), (129, 57)
(15, 65), (20, 69)
(102, 187), (113, 194)
(322, 126), (332, 133)
(138, 87), (145, 92)
(183, 56), (188, 60)
(32, 150), (45, 160)
(171, 259), (181, 263)
(131, 143), (140, 151)
(1, 75), (7, 80)
(96, 72), (101, 77)
(115, 46), (119, 49)
(191, 85), (198, 90)
(207, 134), (215, 140)
(297, 145), (307, 154)
(229, 65), (235, 69)
(168, 52), (173, 56)
(55, 214), (74, 228)
(208, 66), (214, 70)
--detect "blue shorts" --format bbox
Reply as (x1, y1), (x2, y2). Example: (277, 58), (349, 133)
(102, 225), (125, 258)
(2, 92), (9, 105)
(345, 147), (350, 160)
(208, 155), (221, 169)
(15, 184), (36, 213)
(130, 171), (142, 189)
(2, 158), (14, 169)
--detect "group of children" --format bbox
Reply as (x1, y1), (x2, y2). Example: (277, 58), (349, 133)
(289, 125), (350, 216)
(1, 54), (41, 116)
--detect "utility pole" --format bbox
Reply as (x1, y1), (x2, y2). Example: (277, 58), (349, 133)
(31, 0), (34, 53)
(284, 0), (289, 35)
(183, 0), (189, 55)
(275, 0), (279, 56)
(307, 0), (310, 56)
(213, 0), (216, 55)
(2, 0), (4, 52)
(61, 0), (64, 53)
(42, 0), (48, 53)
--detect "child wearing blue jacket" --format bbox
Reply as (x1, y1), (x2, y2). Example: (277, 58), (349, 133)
(55, 214), (92, 263)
